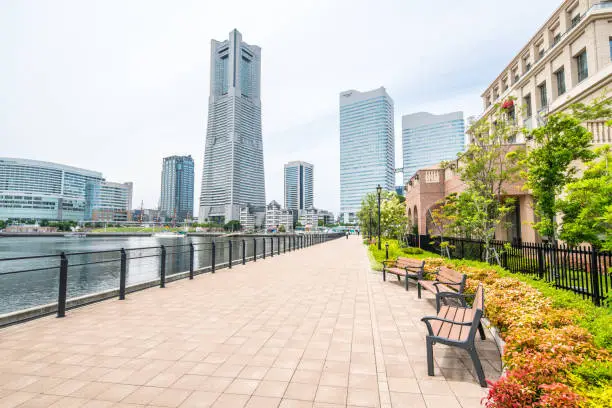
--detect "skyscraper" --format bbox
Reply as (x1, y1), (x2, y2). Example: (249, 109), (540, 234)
(160, 155), (194, 222)
(284, 161), (313, 212)
(402, 111), (465, 183)
(339, 87), (395, 215)
(199, 29), (265, 222)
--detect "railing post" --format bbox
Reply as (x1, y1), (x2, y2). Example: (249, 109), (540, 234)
(189, 243), (194, 279)
(284, 236), (286, 253)
(160, 245), (166, 287)
(590, 248), (601, 306)
(242, 239), (246, 265)
(228, 240), (233, 269)
(278, 236), (281, 255)
(57, 252), (68, 318)
(263, 238), (265, 259)
(271, 237), (274, 257)
(254, 238), (257, 262)
(537, 244), (545, 279)
(119, 248), (127, 299)
(211, 242), (216, 273)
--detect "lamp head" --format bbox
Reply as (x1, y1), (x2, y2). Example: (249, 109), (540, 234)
(376, 185), (382, 195)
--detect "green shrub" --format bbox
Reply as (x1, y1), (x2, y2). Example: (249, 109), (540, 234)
(401, 247), (423, 255)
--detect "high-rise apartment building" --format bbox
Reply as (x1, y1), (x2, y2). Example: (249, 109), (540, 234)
(91, 181), (133, 222)
(284, 161), (313, 212)
(160, 155), (194, 222)
(402, 111), (465, 182)
(199, 29), (265, 222)
(339, 87), (395, 215)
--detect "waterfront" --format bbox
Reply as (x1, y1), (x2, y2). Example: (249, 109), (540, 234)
(0, 235), (289, 316)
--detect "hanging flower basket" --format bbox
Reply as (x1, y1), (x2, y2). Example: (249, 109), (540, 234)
(501, 99), (514, 110)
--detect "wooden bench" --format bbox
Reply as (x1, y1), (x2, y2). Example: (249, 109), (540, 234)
(382, 257), (425, 291)
(417, 266), (467, 312)
(421, 284), (488, 387)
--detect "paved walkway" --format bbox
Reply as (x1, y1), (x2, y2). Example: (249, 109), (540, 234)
(0, 237), (501, 408)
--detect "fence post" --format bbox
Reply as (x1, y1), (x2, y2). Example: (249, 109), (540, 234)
(254, 238), (257, 262)
(479, 241), (483, 262)
(242, 240), (246, 265)
(211, 242), (216, 273)
(502, 247), (508, 269)
(271, 237), (274, 257)
(537, 244), (545, 279)
(57, 252), (68, 318)
(228, 240), (233, 269)
(119, 248), (127, 299)
(278, 236), (281, 255)
(160, 245), (166, 288)
(284, 236), (286, 253)
(189, 243), (194, 279)
(460, 239), (464, 259)
(263, 238), (266, 259)
(590, 248), (601, 306)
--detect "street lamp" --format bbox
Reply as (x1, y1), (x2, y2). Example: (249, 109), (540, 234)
(368, 210), (373, 242)
(376, 184), (382, 250)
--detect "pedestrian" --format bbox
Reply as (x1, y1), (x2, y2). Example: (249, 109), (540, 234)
(345, 231), (349, 239)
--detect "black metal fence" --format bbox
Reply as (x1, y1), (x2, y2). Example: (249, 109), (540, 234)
(0, 233), (343, 325)
(408, 234), (611, 306)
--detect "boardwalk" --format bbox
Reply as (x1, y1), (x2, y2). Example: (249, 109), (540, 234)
(0, 237), (501, 408)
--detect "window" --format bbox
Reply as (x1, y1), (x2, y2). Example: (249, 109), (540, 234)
(571, 14), (581, 28)
(553, 33), (561, 46)
(555, 68), (566, 96)
(576, 50), (588, 82)
(524, 94), (532, 118)
(609, 37), (612, 60)
(539, 83), (548, 108)
(538, 49), (545, 60)
(525, 62), (532, 73)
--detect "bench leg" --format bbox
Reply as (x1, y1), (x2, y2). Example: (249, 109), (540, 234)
(405, 277), (409, 291)
(383, 269), (386, 281)
(478, 322), (486, 340)
(397, 275), (401, 282)
(417, 283), (422, 299)
(468, 347), (487, 387)
(435, 295), (441, 313)
(426, 337), (435, 377)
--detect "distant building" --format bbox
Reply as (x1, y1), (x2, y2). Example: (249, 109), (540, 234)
(339, 87), (395, 215)
(0, 157), (132, 222)
(298, 207), (334, 227)
(402, 111), (464, 183)
(239, 205), (265, 232)
(132, 208), (162, 223)
(160, 155), (194, 222)
(284, 161), (313, 212)
(199, 29), (265, 222)
(395, 186), (404, 196)
(340, 212), (358, 225)
(91, 182), (133, 222)
(265, 200), (294, 232)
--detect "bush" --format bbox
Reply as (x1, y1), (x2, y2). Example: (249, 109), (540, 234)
(401, 247), (423, 255)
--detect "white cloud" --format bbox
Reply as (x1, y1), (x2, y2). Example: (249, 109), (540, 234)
(0, 0), (561, 216)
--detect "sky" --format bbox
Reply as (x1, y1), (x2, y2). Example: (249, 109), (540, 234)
(0, 0), (561, 216)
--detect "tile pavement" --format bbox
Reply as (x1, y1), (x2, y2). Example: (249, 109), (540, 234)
(0, 236), (501, 407)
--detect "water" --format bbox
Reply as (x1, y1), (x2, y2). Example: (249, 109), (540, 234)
(0, 235), (287, 315)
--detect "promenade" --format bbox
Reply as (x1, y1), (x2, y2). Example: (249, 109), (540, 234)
(0, 236), (501, 408)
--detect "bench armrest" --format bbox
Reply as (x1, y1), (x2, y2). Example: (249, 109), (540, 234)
(420, 316), (473, 336)
(436, 292), (469, 307)
(433, 280), (463, 286)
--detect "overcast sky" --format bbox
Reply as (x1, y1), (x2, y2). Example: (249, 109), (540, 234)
(1, 0), (561, 215)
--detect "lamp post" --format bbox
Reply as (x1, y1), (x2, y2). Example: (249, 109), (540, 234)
(368, 210), (373, 242)
(376, 184), (382, 250)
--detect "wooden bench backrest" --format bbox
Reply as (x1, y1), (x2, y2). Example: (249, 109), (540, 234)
(436, 266), (466, 292)
(473, 284), (484, 313)
(396, 258), (424, 270)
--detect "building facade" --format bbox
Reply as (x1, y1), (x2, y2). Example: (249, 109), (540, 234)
(402, 111), (465, 182)
(0, 158), (131, 222)
(265, 200), (294, 232)
(339, 87), (395, 218)
(160, 155), (194, 222)
(284, 161), (313, 212)
(239, 205), (265, 232)
(298, 207), (334, 228)
(91, 182), (133, 222)
(199, 29), (265, 223)
(405, 0), (612, 244)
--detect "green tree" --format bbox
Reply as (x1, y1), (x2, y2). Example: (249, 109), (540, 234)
(451, 100), (522, 263)
(317, 219), (324, 227)
(558, 145), (612, 249)
(0, 220), (5, 230)
(523, 98), (612, 242)
(356, 191), (407, 240)
(278, 224), (286, 233)
(223, 220), (241, 231)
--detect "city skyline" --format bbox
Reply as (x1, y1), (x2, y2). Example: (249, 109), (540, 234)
(0, 0), (562, 215)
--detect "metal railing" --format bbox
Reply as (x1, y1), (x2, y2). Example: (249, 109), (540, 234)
(0, 233), (344, 325)
(408, 234), (611, 306)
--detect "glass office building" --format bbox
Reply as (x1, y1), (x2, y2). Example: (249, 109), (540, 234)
(402, 111), (465, 182)
(90, 181), (133, 222)
(160, 155), (194, 222)
(0, 157), (105, 221)
(199, 29), (265, 222)
(339, 87), (395, 215)
(284, 161), (313, 212)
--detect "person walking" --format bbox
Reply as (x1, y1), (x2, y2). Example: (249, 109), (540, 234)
(345, 231), (349, 239)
